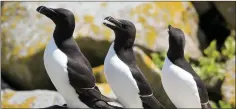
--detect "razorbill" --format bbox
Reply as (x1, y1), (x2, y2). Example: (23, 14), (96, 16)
(161, 25), (212, 109)
(103, 16), (165, 109)
(37, 6), (123, 109)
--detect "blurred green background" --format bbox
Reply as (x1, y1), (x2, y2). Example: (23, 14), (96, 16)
(1, 1), (235, 109)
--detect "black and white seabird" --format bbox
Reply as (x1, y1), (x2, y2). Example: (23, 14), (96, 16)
(161, 25), (212, 109)
(103, 16), (165, 109)
(36, 6), (123, 109)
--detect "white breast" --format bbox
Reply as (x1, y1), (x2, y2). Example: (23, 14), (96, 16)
(104, 42), (143, 108)
(43, 38), (89, 108)
(161, 57), (201, 108)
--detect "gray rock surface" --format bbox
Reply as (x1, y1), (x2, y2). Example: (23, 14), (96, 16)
(1, 89), (66, 108)
(1, 84), (122, 108)
(214, 2), (235, 29)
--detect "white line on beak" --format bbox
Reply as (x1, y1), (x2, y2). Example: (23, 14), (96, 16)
(38, 6), (44, 13)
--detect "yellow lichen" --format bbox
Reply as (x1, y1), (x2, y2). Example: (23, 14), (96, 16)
(100, 2), (107, 7)
(1, 16), (8, 22)
(142, 3), (153, 16)
(37, 42), (46, 49)
(102, 28), (112, 41)
(21, 96), (36, 108)
(45, 26), (53, 33)
(96, 83), (111, 95)
(150, 6), (159, 17)
(1, 90), (37, 108)
(92, 65), (104, 74)
(2, 6), (8, 14)
(15, 3), (22, 9)
(130, 9), (136, 17)
(36, 14), (41, 19)
(182, 11), (192, 35)
(12, 46), (22, 56)
(75, 16), (79, 22)
(143, 54), (155, 69)
(93, 65), (107, 83)
(137, 15), (146, 24)
(146, 29), (157, 48)
(15, 16), (22, 22)
(28, 46), (36, 56)
(2, 91), (16, 101)
(136, 33), (141, 39)
(10, 22), (17, 29)
(91, 24), (100, 35)
(229, 96), (235, 107)
(84, 15), (94, 24)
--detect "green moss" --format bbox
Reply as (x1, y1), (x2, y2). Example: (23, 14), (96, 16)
(219, 100), (233, 108)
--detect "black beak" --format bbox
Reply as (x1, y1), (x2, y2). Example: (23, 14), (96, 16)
(36, 6), (58, 19)
(168, 25), (173, 30)
(103, 16), (122, 30)
(168, 24), (173, 35)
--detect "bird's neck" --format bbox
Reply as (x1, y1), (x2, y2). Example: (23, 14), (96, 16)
(114, 35), (134, 52)
(167, 46), (184, 61)
(53, 25), (74, 45)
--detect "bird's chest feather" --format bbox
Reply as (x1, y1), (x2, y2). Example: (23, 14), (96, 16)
(162, 57), (195, 83)
(105, 48), (133, 78)
(161, 57), (201, 108)
(44, 39), (68, 73)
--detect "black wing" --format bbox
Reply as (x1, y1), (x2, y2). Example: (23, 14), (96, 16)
(59, 39), (116, 107)
(42, 104), (68, 109)
(77, 86), (124, 109)
(129, 65), (165, 109)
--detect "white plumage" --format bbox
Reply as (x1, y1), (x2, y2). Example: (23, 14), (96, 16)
(161, 57), (201, 108)
(43, 38), (89, 108)
(104, 42), (143, 108)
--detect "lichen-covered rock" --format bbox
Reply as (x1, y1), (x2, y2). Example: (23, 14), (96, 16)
(1, 89), (65, 108)
(1, 2), (200, 90)
(1, 83), (121, 108)
(221, 57), (235, 108)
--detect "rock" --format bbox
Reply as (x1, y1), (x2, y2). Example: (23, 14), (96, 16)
(192, 2), (236, 29)
(194, 1), (231, 51)
(1, 89), (65, 108)
(1, 75), (15, 90)
(1, 83), (122, 108)
(1, 2), (201, 90)
(221, 57), (235, 108)
(213, 2), (236, 29)
(192, 1), (213, 15)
